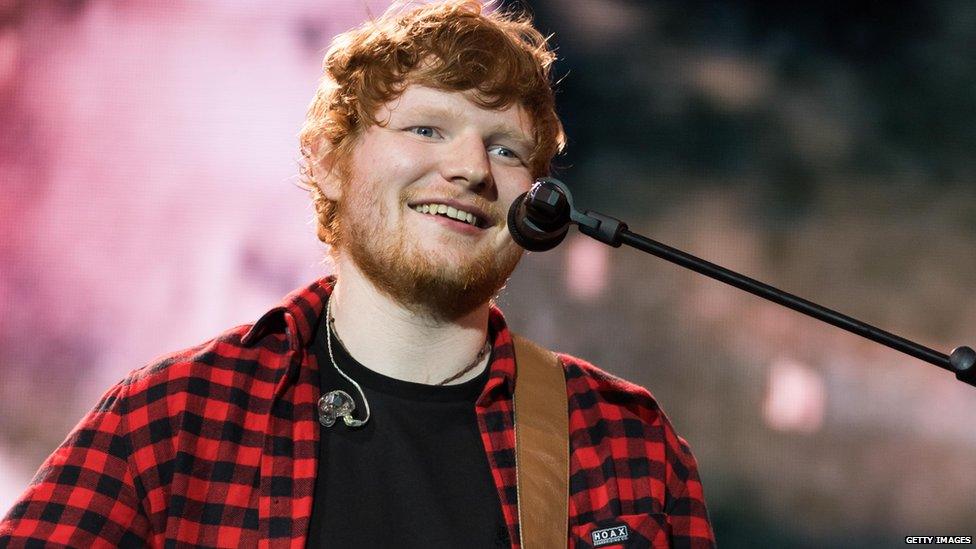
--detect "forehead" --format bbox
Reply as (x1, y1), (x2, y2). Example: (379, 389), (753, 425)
(378, 85), (533, 137)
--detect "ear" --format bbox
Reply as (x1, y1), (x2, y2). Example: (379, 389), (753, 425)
(311, 143), (343, 201)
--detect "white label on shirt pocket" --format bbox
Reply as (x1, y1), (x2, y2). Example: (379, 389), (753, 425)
(591, 524), (630, 547)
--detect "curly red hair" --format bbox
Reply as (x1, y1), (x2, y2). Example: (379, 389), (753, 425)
(299, 0), (565, 248)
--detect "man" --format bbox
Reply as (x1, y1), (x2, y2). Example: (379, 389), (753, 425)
(1, 1), (714, 547)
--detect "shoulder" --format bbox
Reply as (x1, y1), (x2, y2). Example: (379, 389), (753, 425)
(557, 352), (701, 461)
(108, 277), (331, 404)
(109, 321), (290, 417)
(558, 352), (668, 425)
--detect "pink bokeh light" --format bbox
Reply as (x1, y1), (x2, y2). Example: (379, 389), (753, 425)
(763, 357), (826, 434)
(563, 233), (610, 302)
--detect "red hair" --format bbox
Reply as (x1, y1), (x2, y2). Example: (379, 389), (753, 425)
(299, 0), (565, 248)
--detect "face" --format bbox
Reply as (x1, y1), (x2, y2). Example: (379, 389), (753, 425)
(322, 85), (536, 320)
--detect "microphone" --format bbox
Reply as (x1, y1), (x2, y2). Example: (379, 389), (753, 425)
(507, 178), (573, 251)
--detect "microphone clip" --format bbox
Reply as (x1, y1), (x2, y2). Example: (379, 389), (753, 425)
(509, 178), (628, 251)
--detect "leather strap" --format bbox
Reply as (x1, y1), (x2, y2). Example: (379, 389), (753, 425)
(512, 334), (569, 549)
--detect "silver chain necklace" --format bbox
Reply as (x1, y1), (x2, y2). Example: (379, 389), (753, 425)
(317, 297), (491, 428)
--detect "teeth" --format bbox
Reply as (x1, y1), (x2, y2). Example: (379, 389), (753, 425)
(411, 202), (481, 227)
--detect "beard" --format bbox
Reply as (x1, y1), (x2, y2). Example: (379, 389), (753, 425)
(336, 182), (524, 322)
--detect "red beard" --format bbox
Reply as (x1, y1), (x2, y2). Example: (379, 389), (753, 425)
(336, 182), (524, 322)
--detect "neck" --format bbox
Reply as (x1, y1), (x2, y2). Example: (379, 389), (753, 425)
(327, 255), (491, 385)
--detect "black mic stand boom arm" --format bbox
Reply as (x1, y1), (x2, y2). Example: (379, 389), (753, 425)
(510, 178), (976, 387)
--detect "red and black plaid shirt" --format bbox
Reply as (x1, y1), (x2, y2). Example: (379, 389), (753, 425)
(1, 278), (714, 548)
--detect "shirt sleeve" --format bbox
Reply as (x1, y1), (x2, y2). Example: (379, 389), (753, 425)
(663, 423), (716, 548)
(0, 380), (151, 547)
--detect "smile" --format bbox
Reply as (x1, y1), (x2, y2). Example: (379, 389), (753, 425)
(411, 202), (485, 228)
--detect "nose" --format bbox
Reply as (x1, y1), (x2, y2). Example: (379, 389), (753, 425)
(439, 132), (493, 195)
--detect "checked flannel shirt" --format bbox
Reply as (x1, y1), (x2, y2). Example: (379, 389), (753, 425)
(1, 277), (715, 548)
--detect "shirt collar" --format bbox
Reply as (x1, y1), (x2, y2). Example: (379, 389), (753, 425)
(241, 277), (332, 349)
(241, 276), (517, 397)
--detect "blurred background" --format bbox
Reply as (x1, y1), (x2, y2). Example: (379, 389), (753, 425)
(1, 0), (974, 546)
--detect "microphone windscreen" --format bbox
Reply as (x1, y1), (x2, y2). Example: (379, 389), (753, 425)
(507, 189), (569, 252)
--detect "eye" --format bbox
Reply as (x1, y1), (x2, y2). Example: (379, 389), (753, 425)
(488, 145), (524, 164)
(407, 126), (442, 139)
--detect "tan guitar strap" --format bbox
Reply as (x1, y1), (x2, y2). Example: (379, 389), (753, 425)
(512, 334), (569, 549)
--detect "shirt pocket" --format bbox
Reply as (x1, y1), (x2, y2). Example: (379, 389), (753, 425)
(570, 513), (670, 549)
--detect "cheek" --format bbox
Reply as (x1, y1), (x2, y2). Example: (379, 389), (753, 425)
(495, 169), (534, 202)
(360, 135), (433, 182)
(346, 139), (431, 212)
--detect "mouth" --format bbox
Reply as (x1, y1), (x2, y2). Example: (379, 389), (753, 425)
(408, 200), (491, 229)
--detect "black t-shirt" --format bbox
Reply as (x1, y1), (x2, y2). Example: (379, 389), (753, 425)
(306, 311), (510, 548)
